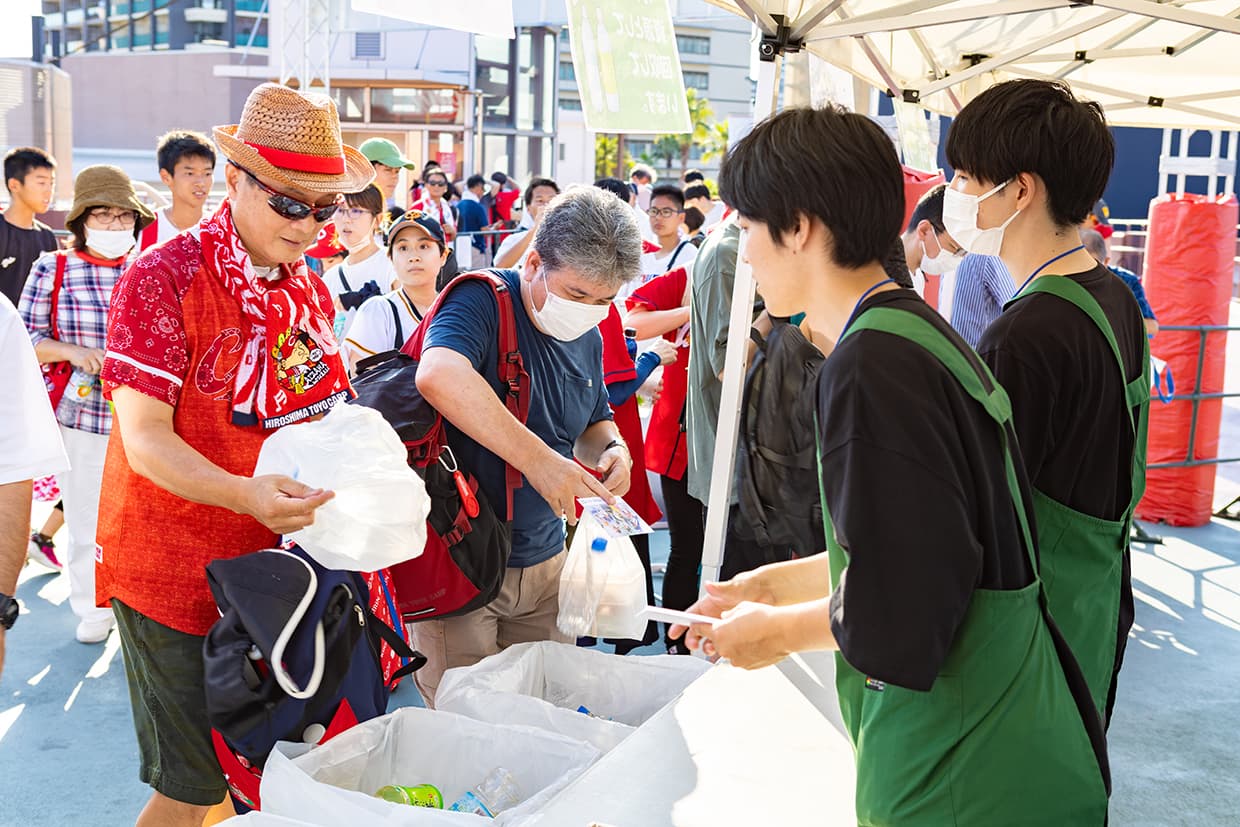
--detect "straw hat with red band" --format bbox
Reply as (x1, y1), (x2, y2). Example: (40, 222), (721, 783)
(213, 83), (374, 196)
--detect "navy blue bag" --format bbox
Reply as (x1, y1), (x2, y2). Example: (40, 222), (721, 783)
(203, 544), (424, 811)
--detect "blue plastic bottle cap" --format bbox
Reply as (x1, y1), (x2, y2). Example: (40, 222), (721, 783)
(590, 537), (608, 553)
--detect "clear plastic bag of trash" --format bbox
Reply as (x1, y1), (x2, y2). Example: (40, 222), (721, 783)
(254, 403), (429, 571)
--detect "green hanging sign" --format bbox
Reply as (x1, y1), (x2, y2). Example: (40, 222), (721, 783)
(566, 0), (692, 134)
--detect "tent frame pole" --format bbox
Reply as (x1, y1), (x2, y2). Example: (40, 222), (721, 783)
(698, 31), (792, 591)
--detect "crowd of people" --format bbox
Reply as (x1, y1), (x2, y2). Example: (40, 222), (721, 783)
(0, 76), (1154, 825)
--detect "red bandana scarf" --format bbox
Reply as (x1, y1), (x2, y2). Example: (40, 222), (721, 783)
(199, 200), (351, 429)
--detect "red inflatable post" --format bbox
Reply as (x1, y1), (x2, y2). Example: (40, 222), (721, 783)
(902, 165), (946, 230)
(1136, 193), (1238, 526)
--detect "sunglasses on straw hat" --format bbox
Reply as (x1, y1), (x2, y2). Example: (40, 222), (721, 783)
(230, 160), (341, 223)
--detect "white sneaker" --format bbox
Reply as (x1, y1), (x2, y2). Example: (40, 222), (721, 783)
(75, 617), (114, 644)
(26, 534), (63, 571)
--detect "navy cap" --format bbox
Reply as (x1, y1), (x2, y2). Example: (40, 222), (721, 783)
(386, 208), (445, 248)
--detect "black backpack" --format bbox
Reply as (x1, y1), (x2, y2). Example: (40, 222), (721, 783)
(349, 270), (527, 623)
(203, 545), (424, 811)
(735, 319), (826, 556)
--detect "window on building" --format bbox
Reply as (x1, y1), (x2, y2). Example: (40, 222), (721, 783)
(560, 98), (582, 111)
(559, 62), (575, 82)
(683, 71), (709, 91)
(331, 87), (366, 122)
(370, 87), (464, 125)
(353, 32), (383, 60)
(677, 35), (710, 55)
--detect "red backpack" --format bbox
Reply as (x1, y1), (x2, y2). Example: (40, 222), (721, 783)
(349, 271), (528, 622)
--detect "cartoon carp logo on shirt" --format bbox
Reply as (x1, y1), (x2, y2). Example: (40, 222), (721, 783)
(271, 327), (331, 394)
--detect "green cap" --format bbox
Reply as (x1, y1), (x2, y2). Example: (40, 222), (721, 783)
(358, 137), (416, 170)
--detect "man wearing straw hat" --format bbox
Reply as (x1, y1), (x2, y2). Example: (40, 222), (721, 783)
(96, 83), (372, 825)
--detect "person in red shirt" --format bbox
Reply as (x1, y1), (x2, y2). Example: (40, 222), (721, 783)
(624, 265), (700, 653)
(591, 303), (675, 653)
(97, 83), (372, 827)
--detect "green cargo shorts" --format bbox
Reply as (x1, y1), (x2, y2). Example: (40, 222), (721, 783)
(112, 599), (228, 807)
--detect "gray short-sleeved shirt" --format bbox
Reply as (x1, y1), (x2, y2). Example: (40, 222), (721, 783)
(685, 217), (743, 506)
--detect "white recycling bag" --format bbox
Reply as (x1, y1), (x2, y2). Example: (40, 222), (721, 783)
(436, 641), (710, 753)
(254, 403), (429, 571)
(259, 707), (598, 826)
(556, 514), (647, 640)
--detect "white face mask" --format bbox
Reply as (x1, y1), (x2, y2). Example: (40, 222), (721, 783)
(85, 227), (135, 260)
(942, 180), (1020, 257)
(919, 237), (961, 276)
(530, 269), (609, 342)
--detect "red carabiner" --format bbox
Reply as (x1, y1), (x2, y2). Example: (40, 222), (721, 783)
(454, 469), (480, 518)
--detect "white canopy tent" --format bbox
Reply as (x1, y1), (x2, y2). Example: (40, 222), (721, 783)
(694, 0), (1240, 586)
(709, 0), (1240, 128)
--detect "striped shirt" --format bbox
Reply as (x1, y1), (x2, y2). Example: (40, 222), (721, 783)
(949, 254), (1017, 349)
(19, 249), (127, 436)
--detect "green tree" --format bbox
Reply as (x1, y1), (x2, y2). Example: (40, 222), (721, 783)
(701, 120), (729, 164)
(649, 88), (717, 175)
(594, 134), (619, 179)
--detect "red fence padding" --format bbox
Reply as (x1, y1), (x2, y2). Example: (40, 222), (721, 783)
(1136, 193), (1238, 526)
(902, 165), (946, 232)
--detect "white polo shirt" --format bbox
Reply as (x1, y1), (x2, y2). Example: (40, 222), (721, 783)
(1, 294), (69, 484)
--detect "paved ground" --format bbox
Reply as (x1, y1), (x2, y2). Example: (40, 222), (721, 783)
(1, 303), (1237, 826)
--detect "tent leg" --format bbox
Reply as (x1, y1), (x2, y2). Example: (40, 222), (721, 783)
(699, 53), (781, 591)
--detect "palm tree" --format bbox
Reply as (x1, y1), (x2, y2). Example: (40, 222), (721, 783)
(701, 121), (729, 164)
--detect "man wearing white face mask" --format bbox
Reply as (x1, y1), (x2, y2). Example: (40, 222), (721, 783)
(18, 165), (155, 644)
(901, 184), (965, 310)
(411, 186), (636, 705)
(946, 79), (1148, 731)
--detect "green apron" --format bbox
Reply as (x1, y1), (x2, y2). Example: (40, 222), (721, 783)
(819, 307), (1108, 826)
(1006, 277), (1150, 717)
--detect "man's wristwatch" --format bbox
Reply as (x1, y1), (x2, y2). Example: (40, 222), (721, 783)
(0, 593), (18, 630)
(604, 438), (633, 469)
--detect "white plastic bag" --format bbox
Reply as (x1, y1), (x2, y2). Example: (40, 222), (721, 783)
(253, 403), (429, 571)
(259, 707), (599, 826)
(220, 814), (317, 826)
(436, 641), (710, 753)
(556, 515), (647, 640)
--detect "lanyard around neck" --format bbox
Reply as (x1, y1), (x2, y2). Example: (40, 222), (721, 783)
(844, 277), (896, 331)
(1014, 244), (1085, 298)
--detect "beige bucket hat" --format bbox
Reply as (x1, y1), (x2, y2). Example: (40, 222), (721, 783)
(214, 83), (374, 195)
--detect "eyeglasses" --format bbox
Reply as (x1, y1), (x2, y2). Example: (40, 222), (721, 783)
(647, 207), (684, 219)
(337, 207), (375, 220)
(231, 161), (339, 223)
(88, 208), (138, 229)
(425, 180), (448, 188)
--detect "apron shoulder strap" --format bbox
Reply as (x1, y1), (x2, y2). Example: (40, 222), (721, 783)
(841, 306), (1038, 578)
(1016, 276), (1150, 516)
(1018, 276), (1150, 424)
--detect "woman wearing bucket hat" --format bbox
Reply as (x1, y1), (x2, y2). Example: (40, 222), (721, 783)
(95, 83), (372, 825)
(18, 164), (153, 645)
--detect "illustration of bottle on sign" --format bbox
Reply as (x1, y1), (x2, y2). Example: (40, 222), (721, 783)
(580, 5), (605, 112)
(595, 9), (621, 113)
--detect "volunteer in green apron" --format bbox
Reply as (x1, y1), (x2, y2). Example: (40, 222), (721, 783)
(671, 104), (1110, 825)
(944, 79), (1150, 725)
(996, 271), (1149, 719)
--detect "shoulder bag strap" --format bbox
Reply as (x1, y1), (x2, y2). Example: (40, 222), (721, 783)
(337, 265), (353, 293)
(49, 252), (67, 340)
(388, 297), (404, 350)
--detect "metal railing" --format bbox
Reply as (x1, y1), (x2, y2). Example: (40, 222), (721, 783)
(1146, 322), (1240, 470)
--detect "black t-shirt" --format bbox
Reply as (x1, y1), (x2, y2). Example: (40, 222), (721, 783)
(978, 265), (1146, 521)
(0, 216), (58, 306)
(817, 290), (1036, 692)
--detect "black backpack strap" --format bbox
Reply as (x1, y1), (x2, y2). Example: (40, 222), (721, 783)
(337, 265), (353, 293)
(388, 297), (404, 350)
(368, 611), (427, 683)
(666, 240), (691, 271)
